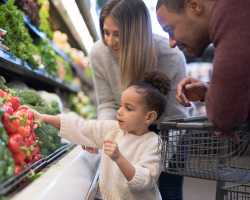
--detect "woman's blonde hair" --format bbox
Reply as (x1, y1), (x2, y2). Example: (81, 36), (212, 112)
(100, 0), (157, 89)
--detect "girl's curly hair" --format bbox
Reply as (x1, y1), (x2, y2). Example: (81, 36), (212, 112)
(131, 70), (171, 120)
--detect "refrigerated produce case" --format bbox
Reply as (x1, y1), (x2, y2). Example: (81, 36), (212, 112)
(4, 145), (101, 200)
(0, 51), (101, 198)
(0, 0), (100, 198)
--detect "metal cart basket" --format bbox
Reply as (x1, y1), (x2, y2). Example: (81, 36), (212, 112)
(158, 116), (250, 200)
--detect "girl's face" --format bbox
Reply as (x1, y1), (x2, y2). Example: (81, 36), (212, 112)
(103, 16), (120, 57)
(117, 86), (152, 136)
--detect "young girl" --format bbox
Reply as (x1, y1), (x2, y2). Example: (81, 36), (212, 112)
(27, 70), (171, 200)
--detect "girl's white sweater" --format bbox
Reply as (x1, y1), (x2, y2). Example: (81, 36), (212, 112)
(58, 114), (162, 200)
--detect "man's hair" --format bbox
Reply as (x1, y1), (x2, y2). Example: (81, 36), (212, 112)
(156, 0), (186, 13)
(156, 0), (215, 13)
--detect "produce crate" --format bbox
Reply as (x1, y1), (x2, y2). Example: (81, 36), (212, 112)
(0, 143), (75, 196)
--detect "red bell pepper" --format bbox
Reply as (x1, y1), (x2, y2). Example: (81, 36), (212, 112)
(32, 154), (42, 164)
(15, 113), (31, 137)
(13, 151), (26, 166)
(0, 89), (4, 97)
(15, 165), (22, 175)
(14, 108), (41, 132)
(0, 89), (21, 111)
(1, 97), (13, 115)
(21, 160), (28, 168)
(14, 108), (33, 121)
(5, 89), (21, 111)
(7, 134), (31, 156)
(1, 113), (22, 135)
(24, 133), (40, 163)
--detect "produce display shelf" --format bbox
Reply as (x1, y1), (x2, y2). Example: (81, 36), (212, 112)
(49, 41), (94, 88)
(22, 10), (94, 89)
(0, 143), (76, 196)
(0, 49), (81, 93)
(0, 0), (93, 89)
(24, 15), (47, 39)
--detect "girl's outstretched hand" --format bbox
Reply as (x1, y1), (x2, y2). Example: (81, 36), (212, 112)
(103, 139), (121, 161)
(19, 105), (43, 129)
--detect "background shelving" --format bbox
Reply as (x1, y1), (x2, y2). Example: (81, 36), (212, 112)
(23, 8), (94, 90)
(0, 49), (81, 93)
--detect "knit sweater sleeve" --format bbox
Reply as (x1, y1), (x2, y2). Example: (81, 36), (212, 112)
(58, 114), (118, 148)
(206, 0), (250, 128)
(126, 134), (161, 192)
(89, 40), (119, 120)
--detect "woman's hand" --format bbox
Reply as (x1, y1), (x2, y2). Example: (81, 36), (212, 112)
(82, 146), (99, 154)
(103, 139), (121, 161)
(176, 76), (209, 107)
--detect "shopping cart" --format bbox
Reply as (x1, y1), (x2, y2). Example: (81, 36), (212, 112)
(158, 116), (250, 200)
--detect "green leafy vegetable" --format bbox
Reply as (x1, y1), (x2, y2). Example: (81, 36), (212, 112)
(0, 0), (39, 69)
(38, 0), (53, 39)
(34, 39), (59, 77)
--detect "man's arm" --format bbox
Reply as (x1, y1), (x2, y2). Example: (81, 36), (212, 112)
(206, 0), (250, 128)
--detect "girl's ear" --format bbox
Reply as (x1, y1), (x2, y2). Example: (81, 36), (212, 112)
(146, 111), (158, 125)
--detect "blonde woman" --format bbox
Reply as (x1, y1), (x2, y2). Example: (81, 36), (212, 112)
(88, 0), (192, 199)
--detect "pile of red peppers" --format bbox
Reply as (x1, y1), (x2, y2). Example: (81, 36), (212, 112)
(0, 89), (42, 175)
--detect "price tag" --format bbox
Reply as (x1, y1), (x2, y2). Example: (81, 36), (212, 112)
(16, 57), (21, 65)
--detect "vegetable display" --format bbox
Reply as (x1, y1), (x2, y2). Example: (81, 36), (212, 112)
(14, 0), (41, 27)
(38, 0), (53, 39)
(56, 55), (73, 84)
(0, 98), (15, 184)
(0, 0), (97, 189)
(34, 38), (60, 77)
(67, 91), (97, 120)
(18, 89), (64, 157)
(0, 28), (8, 50)
(0, 0), (39, 69)
(0, 88), (42, 177)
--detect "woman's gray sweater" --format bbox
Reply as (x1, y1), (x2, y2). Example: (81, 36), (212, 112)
(89, 34), (192, 124)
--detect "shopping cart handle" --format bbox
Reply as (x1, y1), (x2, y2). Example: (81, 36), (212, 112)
(165, 115), (208, 122)
(160, 116), (250, 131)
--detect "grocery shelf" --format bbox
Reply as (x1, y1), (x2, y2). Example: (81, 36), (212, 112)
(0, 49), (82, 93)
(49, 41), (94, 88)
(24, 15), (47, 39)
(21, 6), (94, 89)
(0, 0), (94, 89)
